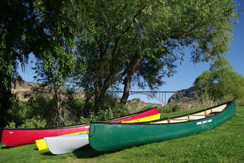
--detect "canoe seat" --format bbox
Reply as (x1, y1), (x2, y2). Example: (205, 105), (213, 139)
(151, 120), (168, 124)
(210, 112), (220, 115)
(187, 115), (205, 120)
(167, 119), (195, 123)
(211, 104), (227, 112)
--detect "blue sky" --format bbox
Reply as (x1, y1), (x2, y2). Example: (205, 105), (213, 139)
(18, 1), (244, 105)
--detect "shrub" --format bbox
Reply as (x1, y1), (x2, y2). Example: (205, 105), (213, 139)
(5, 101), (29, 127)
(236, 98), (244, 107)
(19, 116), (47, 128)
(5, 121), (17, 128)
(172, 104), (181, 112)
(5, 116), (47, 128)
(160, 103), (182, 113)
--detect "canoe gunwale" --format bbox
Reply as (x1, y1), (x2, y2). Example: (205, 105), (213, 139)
(3, 124), (87, 131)
(90, 100), (235, 126)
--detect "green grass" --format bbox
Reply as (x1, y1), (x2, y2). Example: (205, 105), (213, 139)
(1, 107), (244, 163)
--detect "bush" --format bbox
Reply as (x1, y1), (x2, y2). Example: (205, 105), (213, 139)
(5, 121), (17, 128)
(159, 104), (182, 113)
(5, 116), (47, 128)
(4, 93), (130, 127)
(5, 101), (29, 127)
(19, 116), (47, 128)
(78, 104), (129, 124)
(236, 98), (244, 107)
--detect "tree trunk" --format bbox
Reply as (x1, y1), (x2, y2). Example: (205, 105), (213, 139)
(93, 87), (107, 115)
(93, 78), (100, 115)
(121, 55), (143, 104)
(121, 76), (131, 104)
(54, 85), (67, 126)
(93, 98), (101, 115)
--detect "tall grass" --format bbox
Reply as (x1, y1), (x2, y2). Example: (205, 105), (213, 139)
(1, 106), (244, 163)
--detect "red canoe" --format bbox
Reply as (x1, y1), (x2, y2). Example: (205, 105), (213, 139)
(2, 107), (159, 146)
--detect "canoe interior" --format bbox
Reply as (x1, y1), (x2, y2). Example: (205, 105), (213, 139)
(151, 103), (227, 124)
(92, 100), (234, 125)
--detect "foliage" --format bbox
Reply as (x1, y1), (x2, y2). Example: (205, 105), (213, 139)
(5, 99), (47, 128)
(194, 57), (244, 102)
(5, 121), (16, 129)
(0, 0), (242, 141)
(1, 107), (243, 163)
(0, 0), (77, 140)
(19, 116), (47, 128)
(159, 104), (182, 114)
(72, 0), (241, 113)
(78, 108), (114, 124)
(4, 95), (130, 128)
(0, 0), (36, 142)
(31, 0), (79, 125)
(5, 101), (30, 127)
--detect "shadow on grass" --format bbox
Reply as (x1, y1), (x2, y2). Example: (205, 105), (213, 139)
(1, 146), (12, 149)
(41, 151), (55, 156)
(72, 144), (140, 159)
(72, 147), (114, 159)
(38, 144), (113, 158)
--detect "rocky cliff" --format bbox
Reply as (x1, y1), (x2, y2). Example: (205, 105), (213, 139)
(167, 86), (199, 110)
(11, 80), (162, 108)
(127, 98), (163, 108)
(11, 80), (85, 102)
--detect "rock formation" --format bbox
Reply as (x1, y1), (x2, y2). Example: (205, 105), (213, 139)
(167, 86), (199, 110)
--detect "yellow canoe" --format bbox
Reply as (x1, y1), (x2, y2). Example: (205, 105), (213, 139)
(35, 131), (89, 151)
(36, 113), (160, 151)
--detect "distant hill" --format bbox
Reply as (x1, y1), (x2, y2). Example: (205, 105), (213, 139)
(11, 80), (85, 102)
(167, 86), (199, 110)
(11, 80), (162, 108)
(127, 98), (162, 108)
(11, 80), (40, 102)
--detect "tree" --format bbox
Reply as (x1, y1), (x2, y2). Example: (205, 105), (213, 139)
(193, 70), (212, 98)
(194, 57), (244, 101)
(0, 0), (78, 138)
(33, 57), (73, 126)
(0, 0), (37, 142)
(73, 0), (241, 114)
(29, 0), (78, 126)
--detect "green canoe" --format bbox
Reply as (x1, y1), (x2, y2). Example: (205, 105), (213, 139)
(89, 100), (236, 152)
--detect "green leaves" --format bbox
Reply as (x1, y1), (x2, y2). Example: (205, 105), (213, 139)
(194, 57), (244, 101)
(70, 0), (242, 111)
(0, 0), (242, 116)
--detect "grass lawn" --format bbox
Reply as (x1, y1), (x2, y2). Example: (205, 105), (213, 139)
(1, 107), (244, 163)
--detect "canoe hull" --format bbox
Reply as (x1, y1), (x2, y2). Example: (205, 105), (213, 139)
(36, 113), (160, 151)
(44, 134), (89, 155)
(2, 107), (158, 146)
(2, 125), (89, 147)
(89, 100), (236, 152)
(35, 130), (88, 151)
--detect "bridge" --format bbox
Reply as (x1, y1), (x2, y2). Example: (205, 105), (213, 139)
(108, 90), (177, 105)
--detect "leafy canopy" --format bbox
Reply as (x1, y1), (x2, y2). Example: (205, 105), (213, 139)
(72, 0), (241, 112)
(194, 57), (244, 101)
